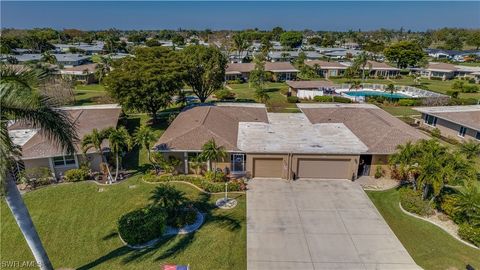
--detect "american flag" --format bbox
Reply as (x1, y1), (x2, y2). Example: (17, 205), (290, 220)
(163, 264), (189, 270)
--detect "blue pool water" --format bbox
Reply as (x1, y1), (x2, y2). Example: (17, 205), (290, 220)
(344, 90), (409, 99)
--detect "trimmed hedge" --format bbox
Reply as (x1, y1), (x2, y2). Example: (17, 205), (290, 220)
(144, 174), (246, 193)
(458, 223), (480, 247)
(287, 96), (299, 103)
(118, 207), (167, 245)
(399, 187), (434, 217)
(204, 171), (226, 182)
(64, 168), (89, 182)
(397, 99), (421, 106)
(313, 95), (352, 103)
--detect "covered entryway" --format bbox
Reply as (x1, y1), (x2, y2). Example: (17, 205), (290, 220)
(253, 158), (283, 178)
(296, 158), (352, 179)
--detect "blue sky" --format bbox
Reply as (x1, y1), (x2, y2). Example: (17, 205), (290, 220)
(1, 1), (479, 31)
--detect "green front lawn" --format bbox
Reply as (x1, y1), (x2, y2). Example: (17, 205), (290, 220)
(367, 188), (480, 270)
(227, 82), (300, 112)
(379, 106), (419, 117)
(0, 177), (246, 270)
(74, 84), (109, 106)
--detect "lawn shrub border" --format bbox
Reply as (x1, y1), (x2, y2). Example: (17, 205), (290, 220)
(399, 202), (480, 250)
(142, 174), (247, 194)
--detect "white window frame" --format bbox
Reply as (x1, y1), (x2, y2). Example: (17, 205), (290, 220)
(424, 114), (437, 127)
(52, 155), (77, 168)
(230, 153), (246, 173)
(458, 126), (467, 138)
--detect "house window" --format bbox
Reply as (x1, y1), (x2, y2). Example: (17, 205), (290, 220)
(230, 153), (246, 173)
(424, 114), (437, 126)
(458, 126), (467, 138)
(53, 155), (76, 167)
(476, 132), (480, 140)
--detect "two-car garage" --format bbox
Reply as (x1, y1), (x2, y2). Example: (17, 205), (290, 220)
(248, 154), (359, 180)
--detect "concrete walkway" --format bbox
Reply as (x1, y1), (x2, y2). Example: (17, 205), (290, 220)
(247, 179), (421, 270)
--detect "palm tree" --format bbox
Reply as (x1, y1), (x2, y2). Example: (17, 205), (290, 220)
(134, 125), (156, 165)
(254, 88), (270, 104)
(389, 141), (419, 185)
(41, 52), (57, 65)
(386, 83), (396, 94)
(200, 139), (227, 176)
(105, 127), (132, 182)
(82, 128), (113, 182)
(94, 56), (111, 83)
(232, 34), (249, 63)
(353, 53), (369, 81)
(459, 140), (480, 159)
(454, 182), (480, 226)
(349, 80), (362, 91)
(1, 64), (77, 270)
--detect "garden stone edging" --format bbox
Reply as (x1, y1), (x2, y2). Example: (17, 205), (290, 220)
(141, 177), (247, 195)
(398, 202), (479, 250)
(119, 210), (205, 249)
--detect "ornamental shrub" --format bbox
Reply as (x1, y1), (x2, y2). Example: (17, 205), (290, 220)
(64, 168), (89, 182)
(118, 207), (167, 245)
(287, 96), (299, 103)
(143, 175), (246, 192)
(204, 170), (226, 182)
(215, 89), (236, 100)
(458, 223), (480, 247)
(313, 95), (352, 103)
(439, 194), (465, 224)
(397, 99), (421, 106)
(399, 187), (434, 216)
(170, 209), (198, 228)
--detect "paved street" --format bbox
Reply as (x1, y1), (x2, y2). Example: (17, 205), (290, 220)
(247, 179), (421, 270)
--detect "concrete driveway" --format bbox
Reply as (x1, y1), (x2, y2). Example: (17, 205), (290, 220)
(247, 179), (421, 270)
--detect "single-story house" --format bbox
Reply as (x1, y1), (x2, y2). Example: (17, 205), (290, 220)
(54, 42), (105, 55)
(286, 80), (335, 99)
(155, 103), (427, 180)
(5, 53), (91, 67)
(414, 105), (480, 141)
(363, 61), (400, 77)
(415, 62), (458, 80)
(267, 51), (322, 62)
(59, 63), (98, 84)
(8, 104), (122, 179)
(304, 60), (348, 78)
(225, 62), (298, 82)
(322, 49), (362, 59)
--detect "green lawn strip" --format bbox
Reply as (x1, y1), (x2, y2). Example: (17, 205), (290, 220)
(0, 177), (246, 270)
(227, 82), (296, 112)
(367, 189), (480, 270)
(379, 106), (419, 117)
(75, 84), (106, 92)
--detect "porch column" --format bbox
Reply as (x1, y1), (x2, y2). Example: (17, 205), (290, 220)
(48, 158), (56, 179)
(183, 152), (189, 175)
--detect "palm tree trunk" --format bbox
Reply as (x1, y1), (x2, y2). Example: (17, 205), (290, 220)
(100, 152), (113, 184)
(114, 153), (119, 183)
(4, 177), (54, 270)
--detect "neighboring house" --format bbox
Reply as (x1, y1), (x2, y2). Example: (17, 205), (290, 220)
(427, 48), (480, 62)
(414, 105), (480, 141)
(363, 61), (400, 77)
(54, 42), (105, 55)
(155, 103), (427, 180)
(342, 42), (361, 50)
(286, 80), (335, 99)
(267, 51), (322, 62)
(8, 104), (122, 179)
(5, 53), (91, 67)
(228, 51), (250, 63)
(410, 62), (480, 82)
(225, 62), (298, 82)
(304, 60), (348, 78)
(59, 63), (98, 84)
(322, 49), (362, 59)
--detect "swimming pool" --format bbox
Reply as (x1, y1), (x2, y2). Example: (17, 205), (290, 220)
(343, 90), (409, 99)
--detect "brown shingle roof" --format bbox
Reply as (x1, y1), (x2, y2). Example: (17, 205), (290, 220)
(414, 105), (480, 131)
(426, 62), (457, 72)
(155, 104), (268, 151)
(366, 61), (399, 70)
(9, 104), (122, 159)
(286, 80), (334, 89)
(304, 60), (348, 69)
(299, 104), (428, 154)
